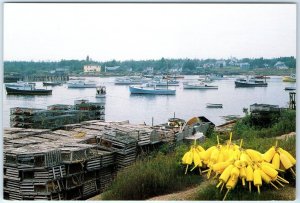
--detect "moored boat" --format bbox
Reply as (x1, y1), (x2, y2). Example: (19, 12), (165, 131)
(43, 81), (62, 86)
(114, 76), (150, 85)
(6, 84), (52, 95)
(284, 87), (296, 91)
(206, 103), (223, 108)
(183, 82), (218, 89)
(235, 77), (268, 87)
(282, 74), (296, 82)
(129, 84), (176, 95)
(96, 86), (106, 98)
(67, 80), (97, 88)
(151, 79), (180, 86)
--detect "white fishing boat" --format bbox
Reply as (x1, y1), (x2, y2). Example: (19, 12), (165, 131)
(183, 82), (218, 89)
(151, 79), (180, 86)
(67, 80), (97, 88)
(96, 86), (106, 98)
(114, 76), (150, 85)
(129, 83), (176, 95)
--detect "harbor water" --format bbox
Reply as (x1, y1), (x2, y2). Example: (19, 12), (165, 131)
(2, 76), (295, 128)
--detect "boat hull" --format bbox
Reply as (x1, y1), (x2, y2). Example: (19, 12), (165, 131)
(284, 87), (296, 91)
(114, 82), (143, 85)
(43, 82), (62, 86)
(6, 87), (52, 95)
(235, 81), (268, 87)
(129, 86), (175, 95)
(67, 84), (96, 88)
(183, 85), (218, 89)
(96, 94), (106, 98)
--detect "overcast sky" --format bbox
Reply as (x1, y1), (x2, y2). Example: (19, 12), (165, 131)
(3, 3), (296, 61)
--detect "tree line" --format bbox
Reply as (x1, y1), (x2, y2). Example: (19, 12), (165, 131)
(4, 56), (296, 75)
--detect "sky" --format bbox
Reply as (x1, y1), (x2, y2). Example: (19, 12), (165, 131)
(3, 3), (297, 61)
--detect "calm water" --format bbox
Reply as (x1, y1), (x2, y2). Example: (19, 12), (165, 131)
(2, 76), (295, 127)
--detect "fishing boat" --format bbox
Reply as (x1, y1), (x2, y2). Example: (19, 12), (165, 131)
(284, 87), (296, 91)
(96, 86), (106, 98)
(206, 103), (223, 108)
(6, 83), (52, 95)
(235, 77), (268, 87)
(67, 80), (97, 88)
(129, 83), (176, 95)
(183, 82), (218, 89)
(114, 76), (150, 85)
(43, 81), (62, 86)
(209, 74), (225, 80)
(151, 79), (180, 86)
(198, 75), (213, 83)
(282, 74), (296, 82)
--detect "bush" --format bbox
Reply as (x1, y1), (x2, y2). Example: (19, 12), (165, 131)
(102, 149), (202, 200)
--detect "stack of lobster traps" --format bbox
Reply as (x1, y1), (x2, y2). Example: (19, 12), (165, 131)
(9, 100), (105, 130)
(4, 117), (199, 200)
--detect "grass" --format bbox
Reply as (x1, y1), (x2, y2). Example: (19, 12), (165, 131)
(232, 110), (296, 140)
(101, 145), (202, 200)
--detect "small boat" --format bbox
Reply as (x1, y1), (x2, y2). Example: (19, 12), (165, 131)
(198, 75), (213, 83)
(114, 76), (150, 85)
(235, 77), (268, 87)
(96, 86), (106, 98)
(206, 103), (223, 108)
(284, 87), (296, 91)
(151, 79), (180, 86)
(43, 81), (62, 86)
(282, 74), (296, 82)
(209, 74), (225, 80)
(254, 75), (270, 79)
(129, 84), (176, 95)
(183, 82), (218, 89)
(169, 74), (185, 79)
(67, 80), (97, 88)
(6, 83), (52, 95)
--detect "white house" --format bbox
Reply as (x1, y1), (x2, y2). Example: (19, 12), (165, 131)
(274, 61), (288, 69)
(240, 63), (250, 69)
(215, 60), (226, 68)
(84, 65), (101, 72)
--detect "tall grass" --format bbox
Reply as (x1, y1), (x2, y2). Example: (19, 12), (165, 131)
(232, 110), (296, 139)
(102, 148), (202, 200)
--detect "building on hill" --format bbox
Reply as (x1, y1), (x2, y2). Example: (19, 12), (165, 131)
(84, 65), (101, 73)
(274, 61), (288, 69)
(240, 62), (250, 69)
(215, 60), (226, 68)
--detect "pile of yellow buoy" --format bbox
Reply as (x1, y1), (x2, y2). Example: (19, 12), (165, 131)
(182, 133), (296, 200)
